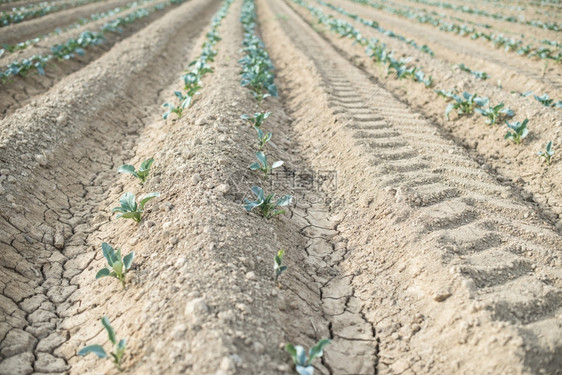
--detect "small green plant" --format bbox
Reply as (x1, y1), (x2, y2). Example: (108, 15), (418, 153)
(118, 158), (154, 184)
(162, 91), (193, 119)
(505, 119), (529, 144)
(537, 141), (554, 165)
(285, 339), (331, 375)
(474, 100), (514, 125)
(241, 111), (271, 128)
(96, 242), (134, 288)
(457, 63), (488, 80)
(255, 126), (272, 150)
(445, 92), (479, 120)
(78, 316), (126, 371)
(244, 186), (292, 219)
(249, 151), (283, 178)
(534, 93), (553, 107)
(274, 249), (287, 283)
(112, 192), (160, 223)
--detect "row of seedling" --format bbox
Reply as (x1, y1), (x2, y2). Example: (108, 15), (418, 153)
(348, 0), (561, 62)
(403, 0), (560, 31)
(0, 0), (105, 26)
(79, 156), (158, 371)
(317, 0), (435, 56)
(162, 0), (234, 119)
(516, 91), (562, 109)
(239, 0), (278, 103)
(0, 0), (159, 55)
(78, 1), (237, 370)
(239, 2), (331, 373)
(294, 0), (556, 166)
(0, 0), (183, 82)
(291, 0), (433, 87)
(436, 89), (555, 164)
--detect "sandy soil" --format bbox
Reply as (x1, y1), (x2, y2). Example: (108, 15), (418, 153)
(0, 0), (561, 373)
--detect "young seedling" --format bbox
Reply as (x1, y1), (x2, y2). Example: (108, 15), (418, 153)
(505, 119), (529, 144)
(445, 92), (479, 120)
(475, 101), (514, 125)
(162, 91), (191, 119)
(285, 339), (331, 375)
(112, 192), (160, 223)
(537, 141), (554, 165)
(255, 126), (272, 150)
(96, 242), (134, 288)
(244, 186), (292, 219)
(78, 316), (126, 371)
(249, 151), (283, 178)
(117, 158), (154, 184)
(241, 111), (271, 128)
(534, 93), (553, 107)
(274, 249), (287, 284)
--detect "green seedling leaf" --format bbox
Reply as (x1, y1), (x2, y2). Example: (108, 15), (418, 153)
(255, 126), (272, 150)
(249, 151), (283, 178)
(538, 141), (554, 165)
(117, 164), (137, 178)
(244, 186), (292, 219)
(123, 252), (134, 270)
(139, 192), (160, 210)
(102, 316), (116, 345)
(241, 112), (271, 128)
(118, 158), (154, 184)
(79, 316), (126, 370)
(96, 268), (111, 279)
(97, 242), (134, 287)
(308, 339), (331, 364)
(113, 192), (159, 223)
(505, 118), (529, 144)
(78, 345), (107, 358)
(286, 338), (330, 375)
(274, 249), (287, 282)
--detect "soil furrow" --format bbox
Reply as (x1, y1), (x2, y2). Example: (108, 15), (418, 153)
(260, 0), (562, 373)
(330, 0), (562, 99)
(0, 0), (178, 118)
(0, 0), (128, 45)
(0, 0), (220, 373)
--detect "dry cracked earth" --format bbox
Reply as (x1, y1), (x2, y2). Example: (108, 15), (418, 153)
(0, 0), (561, 374)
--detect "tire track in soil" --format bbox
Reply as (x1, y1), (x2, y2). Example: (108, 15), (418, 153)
(0, 0), (180, 119)
(288, 0), (562, 242)
(0, 0), (220, 373)
(261, 0), (562, 373)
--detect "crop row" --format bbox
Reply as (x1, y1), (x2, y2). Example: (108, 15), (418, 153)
(345, 0), (562, 62)
(162, 0), (233, 119)
(401, 0), (560, 31)
(291, 0), (556, 166)
(0, 0), (159, 55)
(239, 2), (331, 373)
(317, 0), (434, 56)
(78, 0), (235, 369)
(0, 0), (105, 27)
(292, 0), (433, 85)
(0, 0), (182, 82)
(318, 0), (495, 82)
(239, 0), (278, 102)
(331, 1), (561, 108)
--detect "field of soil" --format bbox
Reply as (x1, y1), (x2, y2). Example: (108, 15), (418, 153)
(0, 0), (561, 374)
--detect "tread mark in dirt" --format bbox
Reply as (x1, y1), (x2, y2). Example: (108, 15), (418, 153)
(265, 0), (562, 372)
